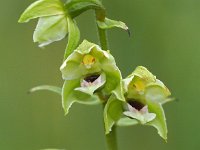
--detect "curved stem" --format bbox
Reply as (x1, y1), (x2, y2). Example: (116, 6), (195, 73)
(95, 10), (118, 150)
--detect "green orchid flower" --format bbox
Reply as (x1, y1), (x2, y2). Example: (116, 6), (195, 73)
(60, 40), (124, 115)
(104, 66), (173, 140)
(18, 0), (80, 57)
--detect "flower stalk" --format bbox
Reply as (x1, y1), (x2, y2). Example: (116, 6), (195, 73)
(95, 8), (118, 150)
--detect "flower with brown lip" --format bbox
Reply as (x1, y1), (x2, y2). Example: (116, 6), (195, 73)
(104, 66), (173, 140)
(60, 40), (124, 115)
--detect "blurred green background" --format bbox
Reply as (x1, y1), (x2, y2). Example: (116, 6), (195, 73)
(1, 0), (199, 149)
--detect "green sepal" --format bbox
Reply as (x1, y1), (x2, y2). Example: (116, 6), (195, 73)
(64, 17), (80, 59)
(18, 0), (65, 23)
(62, 79), (100, 115)
(132, 66), (156, 82)
(117, 117), (138, 127)
(97, 18), (129, 33)
(146, 100), (168, 141)
(65, 0), (104, 18)
(29, 85), (62, 95)
(33, 15), (68, 47)
(145, 84), (172, 104)
(104, 95), (123, 134)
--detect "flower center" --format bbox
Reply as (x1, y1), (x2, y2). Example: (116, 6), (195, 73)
(83, 54), (95, 68)
(84, 74), (100, 83)
(127, 100), (144, 111)
(133, 79), (145, 91)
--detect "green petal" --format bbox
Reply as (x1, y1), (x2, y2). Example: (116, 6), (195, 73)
(29, 85), (62, 95)
(97, 18), (128, 32)
(62, 79), (100, 115)
(145, 84), (171, 104)
(104, 95), (123, 134)
(75, 73), (106, 95)
(33, 15), (68, 47)
(64, 18), (80, 59)
(117, 117), (138, 127)
(147, 100), (168, 141)
(19, 0), (65, 23)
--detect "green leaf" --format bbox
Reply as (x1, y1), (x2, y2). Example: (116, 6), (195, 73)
(62, 79), (100, 115)
(64, 18), (80, 59)
(97, 18), (129, 32)
(147, 100), (168, 141)
(65, 0), (104, 18)
(33, 14), (68, 47)
(117, 117), (138, 127)
(19, 0), (65, 23)
(104, 95), (123, 134)
(29, 85), (62, 95)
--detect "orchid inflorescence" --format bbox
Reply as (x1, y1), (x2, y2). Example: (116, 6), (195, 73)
(19, 0), (174, 148)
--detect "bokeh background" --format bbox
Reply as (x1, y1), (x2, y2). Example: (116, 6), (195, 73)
(1, 0), (200, 149)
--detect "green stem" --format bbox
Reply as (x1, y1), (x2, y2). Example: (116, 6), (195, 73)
(95, 10), (118, 150)
(105, 126), (118, 150)
(95, 9), (108, 50)
(97, 25), (108, 50)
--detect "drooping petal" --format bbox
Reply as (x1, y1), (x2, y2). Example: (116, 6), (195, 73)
(33, 15), (68, 47)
